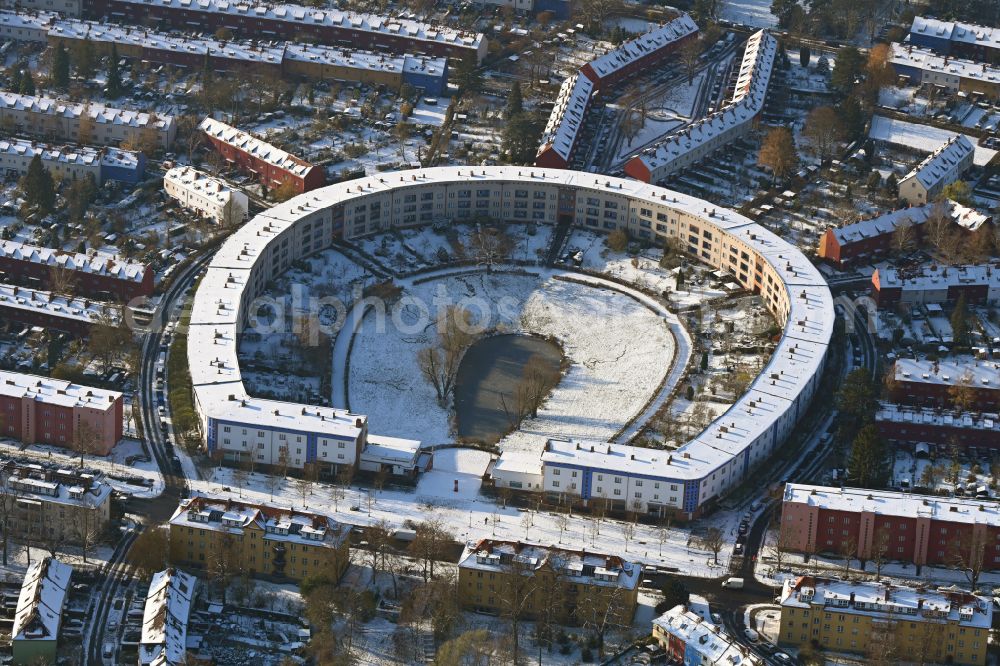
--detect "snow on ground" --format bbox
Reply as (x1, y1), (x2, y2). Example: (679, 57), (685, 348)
(415, 448), (493, 500)
(0, 438), (164, 499)
(720, 0), (778, 28)
(869, 115), (998, 167)
(347, 268), (675, 449)
(195, 467), (727, 577)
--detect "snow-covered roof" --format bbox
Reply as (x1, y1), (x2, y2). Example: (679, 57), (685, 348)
(1, 461), (114, 509)
(585, 14), (697, 82)
(653, 605), (760, 666)
(0, 137), (140, 170)
(900, 134), (973, 191)
(894, 357), (1000, 389)
(0, 239), (147, 283)
(828, 200), (989, 246)
(199, 117), (315, 178)
(891, 43), (1000, 88)
(910, 16), (1000, 51)
(784, 483), (1000, 528)
(283, 42), (446, 77)
(869, 115), (997, 167)
(0, 9), (55, 33)
(0, 92), (173, 132)
(0, 369), (121, 410)
(458, 538), (642, 590)
(140, 568), (197, 666)
(875, 263), (1000, 293)
(187, 166), (833, 492)
(630, 30), (776, 175)
(170, 496), (350, 549)
(876, 401), (999, 432)
(362, 435), (421, 465)
(0, 282), (121, 326)
(781, 575), (991, 629)
(536, 74), (594, 163)
(12, 558), (72, 643)
(105, 0), (484, 50)
(164, 166), (238, 205)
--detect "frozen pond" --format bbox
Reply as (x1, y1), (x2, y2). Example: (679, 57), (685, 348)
(454, 333), (562, 443)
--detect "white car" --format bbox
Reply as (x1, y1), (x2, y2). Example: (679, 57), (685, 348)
(744, 628), (759, 643)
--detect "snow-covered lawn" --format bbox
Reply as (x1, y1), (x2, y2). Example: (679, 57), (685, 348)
(347, 269), (675, 449)
(194, 467), (728, 577)
(720, 0), (778, 28)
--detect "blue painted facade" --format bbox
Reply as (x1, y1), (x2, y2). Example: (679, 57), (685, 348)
(100, 151), (145, 185)
(909, 31), (951, 54)
(402, 61), (448, 97)
(208, 416), (357, 460)
(891, 60), (923, 83)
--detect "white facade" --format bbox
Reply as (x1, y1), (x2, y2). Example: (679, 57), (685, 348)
(187, 166), (833, 515)
(0, 0), (79, 15)
(0, 10), (53, 42)
(163, 166), (249, 225)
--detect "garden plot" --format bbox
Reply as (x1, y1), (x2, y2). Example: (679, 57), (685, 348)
(347, 270), (674, 449)
(242, 370), (321, 404)
(357, 232), (429, 273)
(891, 450), (999, 497)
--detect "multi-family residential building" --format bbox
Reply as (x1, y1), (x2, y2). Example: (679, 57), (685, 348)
(535, 14), (698, 169)
(1, 461), (113, 544)
(876, 402), (1000, 451)
(84, 0), (488, 63)
(779, 576), (991, 666)
(163, 166), (249, 226)
(780, 483), (1000, 569)
(890, 357), (1000, 410)
(0, 370), (123, 453)
(476, 0), (571, 18)
(909, 16), (1000, 64)
(0, 138), (145, 185)
(11, 558), (72, 666)
(139, 568), (198, 666)
(0, 239), (152, 300)
(652, 605), (761, 666)
(817, 200), (989, 267)
(0, 92), (175, 150)
(457, 539), (641, 625)
(167, 496), (351, 582)
(187, 166), (833, 518)
(624, 30), (776, 183)
(0, 283), (121, 335)
(872, 263), (1000, 307)
(898, 135), (975, 206)
(45, 20), (449, 95)
(199, 118), (324, 194)
(0, 0), (80, 15)
(890, 43), (1000, 99)
(0, 10), (53, 42)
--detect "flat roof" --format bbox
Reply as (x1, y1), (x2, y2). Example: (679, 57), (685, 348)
(784, 483), (1000, 527)
(875, 262), (1000, 292)
(894, 357), (1000, 389)
(0, 369), (121, 410)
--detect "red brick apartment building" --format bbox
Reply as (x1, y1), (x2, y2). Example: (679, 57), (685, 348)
(0, 241), (152, 301)
(86, 0), (487, 63)
(200, 118), (324, 195)
(817, 202), (989, 268)
(876, 402), (1000, 450)
(781, 484), (1000, 569)
(891, 358), (1000, 411)
(0, 371), (122, 454)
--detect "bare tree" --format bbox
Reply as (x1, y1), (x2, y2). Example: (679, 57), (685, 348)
(871, 526), (891, 581)
(840, 535), (858, 575)
(948, 531), (987, 591)
(362, 520), (393, 585)
(128, 524), (171, 579)
(801, 106), (844, 161)
(48, 264), (77, 296)
(578, 582), (632, 659)
(417, 306), (479, 404)
(463, 226), (512, 273)
(208, 531), (241, 604)
(498, 554), (538, 662)
(555, 512), (569, 544)
(408, 519), (452, 583)
(699, 527), (724, 564)
(73, 508), (103, 564)
(515, 354), (560, 421)
(891, 217), (917, 255)
(622, 521), (636, 551)
(73, 420), (104, 465)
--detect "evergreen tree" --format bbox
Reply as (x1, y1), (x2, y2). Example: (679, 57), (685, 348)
(950, 294), (970, 348)
(453, 57), (483, 96)
(831, 46), (864, 96)
(18, 68), (35, 95)
(75, 38), (96, 80)
(501, 112), (541, 164)
(505, 83), (523, 121)
(51, 43), (70, 90)
(848, 424), (888, 488)
(799, 45), (810, 67)
(21, 155), (56, 214)
(106, 44), (123, 97)
(9, 64), (23, 93)
(840, 96), (865, 140)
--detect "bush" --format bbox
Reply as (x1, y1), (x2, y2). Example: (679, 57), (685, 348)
(606, 228), (629, 252)
(581, 647), (594, 662)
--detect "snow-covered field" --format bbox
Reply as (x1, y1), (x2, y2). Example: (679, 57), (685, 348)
(720, 0), (778, 28)
(347, 269), (675, 448)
